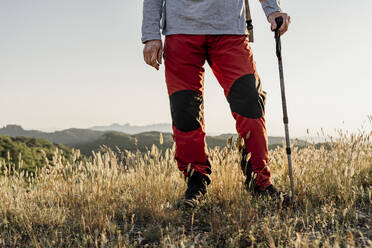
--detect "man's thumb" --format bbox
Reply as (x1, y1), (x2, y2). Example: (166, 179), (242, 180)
(271, 21), (277, 31)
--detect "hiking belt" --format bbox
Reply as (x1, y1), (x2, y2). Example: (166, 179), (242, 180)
(245, 0), (254, 42)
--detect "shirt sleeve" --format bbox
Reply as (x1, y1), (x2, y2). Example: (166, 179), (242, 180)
(260, 0), (281, 17)
(141, 0), (163, 43)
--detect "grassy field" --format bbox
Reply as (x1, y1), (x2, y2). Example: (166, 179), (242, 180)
(0, 129), (371, 247)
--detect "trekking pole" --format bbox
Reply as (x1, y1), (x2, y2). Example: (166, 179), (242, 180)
(274, 17), (295, 202)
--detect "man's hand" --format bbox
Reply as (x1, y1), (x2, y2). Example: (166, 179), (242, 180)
(143, 40), (163, 70)
(268, 12), (291, 35)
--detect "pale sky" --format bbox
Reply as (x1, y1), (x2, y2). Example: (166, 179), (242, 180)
(0, 0), (371, 137)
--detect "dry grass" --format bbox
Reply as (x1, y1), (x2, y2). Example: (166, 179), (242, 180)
(0, 129), (371, 247)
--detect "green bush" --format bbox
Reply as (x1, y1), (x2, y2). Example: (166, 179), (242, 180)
(0, 135), (72, 175)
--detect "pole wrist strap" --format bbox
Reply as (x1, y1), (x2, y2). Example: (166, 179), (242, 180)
(245, 0), (254, 42)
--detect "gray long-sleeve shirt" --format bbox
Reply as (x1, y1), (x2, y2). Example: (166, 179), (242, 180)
(141, 0), (281, 43)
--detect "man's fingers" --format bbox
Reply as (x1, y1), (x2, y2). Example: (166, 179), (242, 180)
(279, 16), (290, 35)
(157, 46), (163, 65)
(279, 21), (287, 34)
(278, 14), (287, 31)
(150, 52), (159, 70)
(143, 49), (152, 66)
(144, 55), (150, 66)
(280, 25), (288, 35)
(150, 52), (157, 66)
(143, 47), (157, 68)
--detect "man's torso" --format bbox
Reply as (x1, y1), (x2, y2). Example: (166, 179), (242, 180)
(163, 0), (246, 36)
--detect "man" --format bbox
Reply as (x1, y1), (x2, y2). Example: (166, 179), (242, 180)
(142, 0), (291, 208)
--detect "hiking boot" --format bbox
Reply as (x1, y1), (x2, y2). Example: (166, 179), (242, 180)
(241, 149), (292, 205)
(254, 184), (291, 205)
(179, 171), (210, 209)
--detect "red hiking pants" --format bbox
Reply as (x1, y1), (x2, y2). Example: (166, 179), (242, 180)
(164, 35), (271, 189)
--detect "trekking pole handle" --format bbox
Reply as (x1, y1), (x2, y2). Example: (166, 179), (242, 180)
(274, 17), (284, 33)
(274, 17), (283, 60)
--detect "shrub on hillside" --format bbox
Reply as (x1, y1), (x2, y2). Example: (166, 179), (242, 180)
(0, 135), (72, 175)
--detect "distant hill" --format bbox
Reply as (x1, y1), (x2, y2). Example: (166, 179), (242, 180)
(74, 131), (173, 155)
(89, 123), (172, 134)
(0, 125), (103, 145)
(0, 125), (308, 155)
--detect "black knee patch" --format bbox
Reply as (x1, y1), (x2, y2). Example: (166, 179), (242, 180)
(169, 90), (204, 132)
(227, 74), (266, 118)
